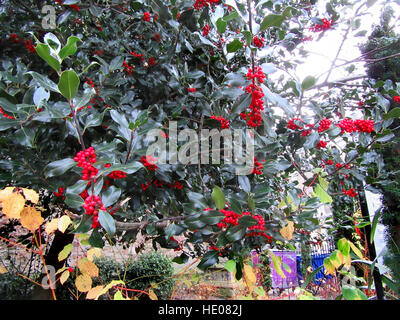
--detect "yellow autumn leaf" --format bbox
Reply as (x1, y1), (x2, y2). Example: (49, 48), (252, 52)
(280, 220), (295, 240)
(103, 280), (125, 294)
(0, 187), (15, 202)
(60, 270), (70, 285)
(75, 274), (92, 292)
(113, 290), (128, 300)
(1, 193), (25, 219)
(348, 240), (364, 259)
(86, 285), (105, 300)
(243, 264), (257, 294)
(77, 257), (99, 278)
(323, 258), (336, 276)
(58, 215), (71, 233)
(45, 218), (60, 234)
(0, 265), (8, 274)
(21, 188), (39, 204)
(20, 206), (44, 232)
(87, 248), (103, 261)
(149, 289), (158, 300)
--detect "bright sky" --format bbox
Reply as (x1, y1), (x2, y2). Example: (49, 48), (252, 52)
(296, 0), (400, 83)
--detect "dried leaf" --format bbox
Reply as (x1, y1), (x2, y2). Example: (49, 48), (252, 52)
(21, 188), (39, 204)
(243, 264), (257, 294)
(60, 270), (70, 285)
(149, 289), (158, 300)
(1, 193), (25, 219)
(77, 257), (99, 278)
(45, 218), (60, 234)
(75, 274), (92, 292)
(87, 285), (105, 300)
(87, 248), (103, 261)
(0, 187), (15, 202)
(279, 220), (295, 240)
(20, 206), (44, 232)
(0, 265), (8, 274)
(58, 215), (72, 233)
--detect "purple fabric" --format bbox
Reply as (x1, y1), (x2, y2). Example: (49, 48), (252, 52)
(270, 251), (298, 288)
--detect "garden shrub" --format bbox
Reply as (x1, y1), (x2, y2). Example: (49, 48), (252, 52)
(123, 252), (175, 300)
(0, 271), (38, 300)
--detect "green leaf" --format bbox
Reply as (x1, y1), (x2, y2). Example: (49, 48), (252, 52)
(301, 76), (316, 91)
(35, 43), (61, 73)
(337, 238), (350, 256)
(44, 158), (76, 178)
(199, 210), (225, 225)
(313, 184), (332, 204)
(58, 70), (80, 100)
(226, 39), (243, 53)
(98, 210), (116, 236)
(89, 228), (105, 248)
(198, 251), (220, 271)
(223, 11), (239, 21)
(27, 71), (60, 93)
(341, 285), (368, 300)
(224, 259), (236, 273)
(102, 186), (122, 207)
(216, 18), (227, 34)
(238, 215), (257, 228)
(59, 36), (82, 60)
(260, 14), (285, 31)
(109, 56), (124, 72)
(238, 175), (251, 192)
(211, 186), (226, 210)
(241, 30), (252, 47)
(64, 193), (85, 209)
(383, 107), (400, 120)
(370, 208), (382, 244)
(73, 215), (93, 234)
(225, 224), (246, 242)
(43, 33), (61, 53)
(58, 243), (73, 261)
(73, 89), (95, 111)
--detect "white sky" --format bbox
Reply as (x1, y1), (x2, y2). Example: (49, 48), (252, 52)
(296, 0), (400, 83)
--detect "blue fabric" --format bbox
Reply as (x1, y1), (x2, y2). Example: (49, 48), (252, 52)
(297, 254), (333, 284)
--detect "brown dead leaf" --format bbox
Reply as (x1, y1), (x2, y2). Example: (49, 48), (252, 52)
(243, 264), (257, 294)
(20, 206), (44, 232)
(279, 220), (295, 240)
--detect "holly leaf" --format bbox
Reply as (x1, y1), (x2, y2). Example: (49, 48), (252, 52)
(58, 69), (80, 100)
(211, 185), (226, 210)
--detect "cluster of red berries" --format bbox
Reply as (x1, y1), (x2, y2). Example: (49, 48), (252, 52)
(54, 187), (66, 200)
(8, 33), (36, 53)
(187, 87), (196, 93)
(286, 118), (304, 130)
(141, 179), (183, 191)
(246, 66), (265, 83)
(309, 18), (333, 32)
(252, 156), (264, 175)
(296, 228), (311, 236)
(316, 140), (327, 149)
(337, 118), (374, 134)
(130, 51), (144, 61)
(253, 36), (264, 48)
(202, 25), (210, 36)
(123, 60), (134, 75)
(342, 188), (357, 197)
(25, 40), (35, 53)
(210, 115), (230, 129)
(169, 236), (184, 251)
(393, 96), (400, 103)
(148, 57), (157, 66)
(73, 147), (98, 181)
(240, 67), (266, 128)
(0, 106), (15, 119)
(142, 12), (151, 22)
(317, 118), (332, 132)
(193, 0), (219, 10)
(83, 195), (107, 228)
(153, 33), (161, 42)
(140, 155), (158, 171)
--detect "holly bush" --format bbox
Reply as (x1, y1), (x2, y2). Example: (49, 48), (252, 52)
(0, 0), (399, 283)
